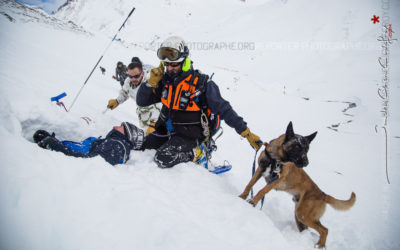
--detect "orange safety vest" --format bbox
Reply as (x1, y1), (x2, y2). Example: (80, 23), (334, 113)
(160, 72), (221, 137)
(161, 74), (201, 111)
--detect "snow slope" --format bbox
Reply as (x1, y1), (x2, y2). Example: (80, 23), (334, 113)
(1, 0), (399, 249)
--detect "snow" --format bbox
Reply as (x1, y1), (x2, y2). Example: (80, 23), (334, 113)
(1, 0), (400, 249)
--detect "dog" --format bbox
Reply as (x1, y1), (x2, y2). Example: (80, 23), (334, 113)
(239, 122), (356, 248)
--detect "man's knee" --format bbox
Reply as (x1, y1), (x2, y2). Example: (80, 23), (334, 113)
(154, 152), (175, 168)
(154, 150), (193, 169)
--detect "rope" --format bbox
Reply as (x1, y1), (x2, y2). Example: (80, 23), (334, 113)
(57, 101), (68, 112)
(250, 148), (259, 199)
(148, 132), (176, 138)
(250, 143), (281, 210)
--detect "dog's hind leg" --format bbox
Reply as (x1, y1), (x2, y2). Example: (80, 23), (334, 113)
(295, 214), (308, 232)
(239, 166), (264, 200)
(307, 221), (328, 248)
(293, 195), (308, 232)
(296, 199), (328, 247)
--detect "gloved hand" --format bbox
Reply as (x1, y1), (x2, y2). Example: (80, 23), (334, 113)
(107, 99), (119, 110)
(33, 130), (57, 149)
(33, 129), (51, 143)
(38, 136), (58, 149)
(145, 121), (156, 136)
(240, 128), (263, 150)
(148, 62), (164, 88)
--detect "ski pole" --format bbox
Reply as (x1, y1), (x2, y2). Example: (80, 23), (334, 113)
(68, 7), (136, 112)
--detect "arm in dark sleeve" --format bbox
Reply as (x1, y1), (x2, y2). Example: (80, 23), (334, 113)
(205, 81), (247, 134)
(136, 82), (162, 107)
(115, 68), (120, 81)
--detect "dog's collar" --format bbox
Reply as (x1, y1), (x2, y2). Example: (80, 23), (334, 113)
(263, 142), (271, 157)
(263, 143), (282, 178)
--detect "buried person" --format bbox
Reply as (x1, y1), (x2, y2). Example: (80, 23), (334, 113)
(33, 122), (144, 165)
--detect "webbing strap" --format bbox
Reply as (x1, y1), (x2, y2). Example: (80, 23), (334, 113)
(250, 149), (258, 199)
(250, 145), (269, 210)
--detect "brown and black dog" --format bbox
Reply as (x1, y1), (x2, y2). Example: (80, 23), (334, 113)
(239, 122), (356, 248)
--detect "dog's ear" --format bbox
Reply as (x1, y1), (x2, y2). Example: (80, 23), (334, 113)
(284, 121), (295, 143)
(306, 131), (317, 143)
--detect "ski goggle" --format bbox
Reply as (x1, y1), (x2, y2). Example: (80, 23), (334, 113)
(129, 72), (142, 79)
(163, 61), (182, 67)
(157, 47), (184, 62)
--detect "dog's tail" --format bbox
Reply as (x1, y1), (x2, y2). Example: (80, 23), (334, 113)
(325, 192), (356, 211)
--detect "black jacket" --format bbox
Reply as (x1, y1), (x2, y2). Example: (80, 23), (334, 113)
(89, 130), (133, 165)
(136, 68), (247, 136)
(115, 65), (127, 83)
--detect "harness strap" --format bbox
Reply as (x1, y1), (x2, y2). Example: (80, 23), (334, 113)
(250, 146), (261, 200)
(251, 142), (269, 196)
(250, 142), (281, 210)
(259, 143), (267, 209)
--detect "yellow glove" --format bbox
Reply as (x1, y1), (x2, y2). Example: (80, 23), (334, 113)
(107, 99), (119, 110)
(148, 62), (164, 88)
(240, 128), (263, 150)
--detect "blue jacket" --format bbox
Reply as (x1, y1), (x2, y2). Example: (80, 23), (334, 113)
(49, 129), (133, 165)
(136, 68), (247, 135)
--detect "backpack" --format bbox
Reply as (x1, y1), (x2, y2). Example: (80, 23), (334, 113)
(193, 71), (221, 138)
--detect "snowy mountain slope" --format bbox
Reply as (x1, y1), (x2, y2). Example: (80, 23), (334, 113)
(0, 0), (89, 34)
(1, 0), (400, 249)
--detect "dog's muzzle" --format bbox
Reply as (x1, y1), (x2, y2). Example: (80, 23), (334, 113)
(295, 156), (309, 168)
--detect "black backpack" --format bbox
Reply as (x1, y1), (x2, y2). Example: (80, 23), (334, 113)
(193, 71), (221, 137)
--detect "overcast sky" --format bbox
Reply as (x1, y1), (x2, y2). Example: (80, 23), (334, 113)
(15, 0), (67, 13)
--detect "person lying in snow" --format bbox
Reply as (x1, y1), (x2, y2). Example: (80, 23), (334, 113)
(33, 122), (144, 165)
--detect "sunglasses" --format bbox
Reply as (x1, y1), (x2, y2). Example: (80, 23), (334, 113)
(163, 61), (182, 67)
(129, 72), (142, 79)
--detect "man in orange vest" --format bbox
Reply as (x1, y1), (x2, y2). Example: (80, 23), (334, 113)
(136, 36), (262, 168)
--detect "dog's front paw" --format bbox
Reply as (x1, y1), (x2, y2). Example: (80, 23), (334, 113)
(238, 193), (248, 200)
(314, 243), (326, 249)
(247, 199), (256, 207)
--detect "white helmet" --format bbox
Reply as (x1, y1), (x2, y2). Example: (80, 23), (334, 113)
(157, 36), (189, 63)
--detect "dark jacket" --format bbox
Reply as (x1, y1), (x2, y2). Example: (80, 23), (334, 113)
(136, 68), (247, 136)
(115, 65), (127, 85)
(89, 130), (133, 165)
